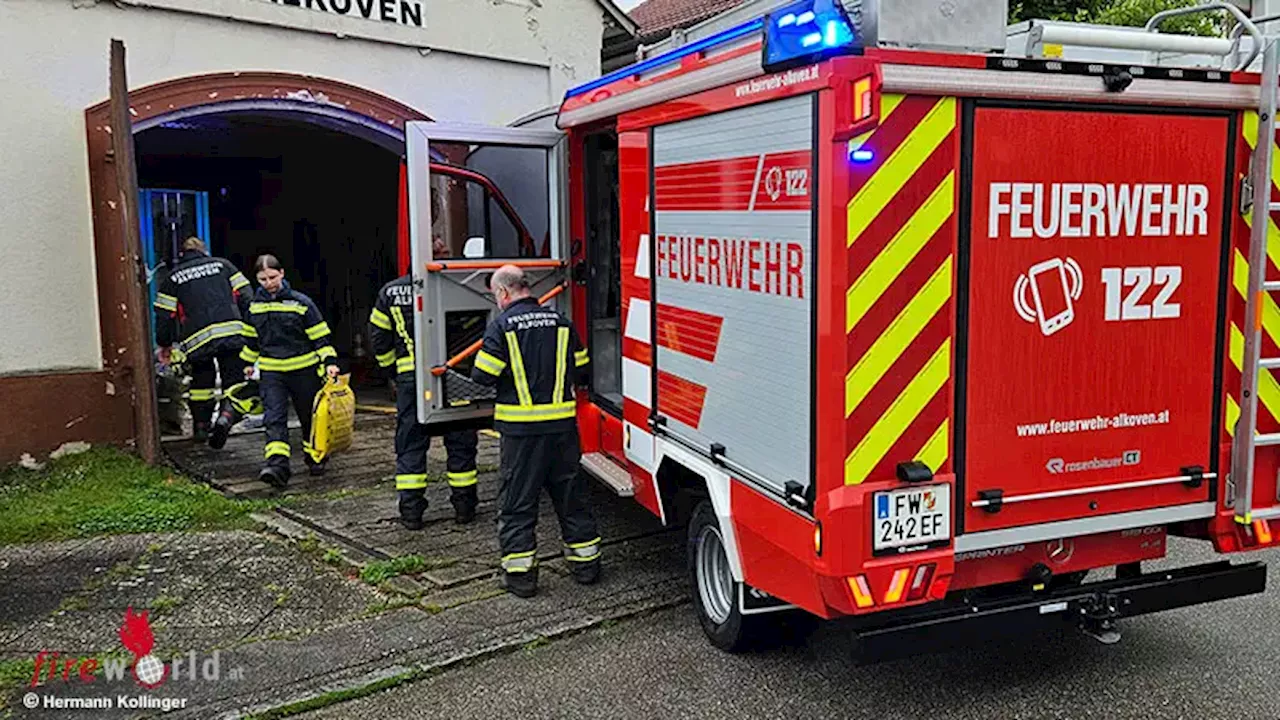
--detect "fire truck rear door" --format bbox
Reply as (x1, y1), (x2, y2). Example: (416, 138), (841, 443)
(404, 121), (569, 427)
(957, 103), (1231, 541)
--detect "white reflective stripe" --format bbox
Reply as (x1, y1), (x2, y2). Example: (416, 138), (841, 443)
(624, 420), (655, 472)
(506, 331), (533, 406)
(501, 552), (537, 572)
(553, 326), (569, 404)
(475, 350), (506, 376)
(370, 308), (393, 331)
(635, 233), (651, 280)
(250, 302), (307, 314)
(953, 502), (1216, 553)
(391, 307), (415, 359)
(180, 321), (248, 353)
(624, 298), (651, 344)
(564, 538), (600, 561)
(622, 357), (651, 407)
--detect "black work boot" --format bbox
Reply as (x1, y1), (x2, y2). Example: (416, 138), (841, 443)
(259, 465), (289, 489)
(208, 401), (236, 449)
(192, 422), (210, 444)
(501, 569), (538, 599)
(307, 458), (327, 477)
(398, 492), (427, 531)
(571, 560), (601, 586)
(450, 488), (478, 525)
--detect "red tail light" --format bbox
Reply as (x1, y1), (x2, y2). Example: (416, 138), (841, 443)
(906, 563), (935, 601)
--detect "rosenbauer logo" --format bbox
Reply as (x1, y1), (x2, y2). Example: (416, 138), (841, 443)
(1045, 449), (1142, 474)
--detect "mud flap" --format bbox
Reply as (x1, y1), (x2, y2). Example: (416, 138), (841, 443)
(740, 582), (797, 615)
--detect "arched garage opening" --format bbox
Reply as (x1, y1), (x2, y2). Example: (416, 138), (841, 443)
(87, 72), (435, 436)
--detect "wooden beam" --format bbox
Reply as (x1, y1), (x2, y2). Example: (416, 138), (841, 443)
(109, 39), (161, 464)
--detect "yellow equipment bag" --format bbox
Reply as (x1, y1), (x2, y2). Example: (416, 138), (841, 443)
(309, 374), (356, 462)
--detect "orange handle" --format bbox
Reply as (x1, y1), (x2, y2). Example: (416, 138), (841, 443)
(430, 283), (567, 376)
(427, 259), (565, 272)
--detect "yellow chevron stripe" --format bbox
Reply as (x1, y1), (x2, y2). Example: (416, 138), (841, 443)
(881, 93), (905, 123)
(1228, 396), (1241, 438)
(1232, 249), (1280, 348)
(847, 172), (954, 332)
(1242, 111), (1280, 195)
(847, 97), (956, 247)
(915, 420), (949, 473)
(846, 257), (951, 417)
(1229, 322), (1280, 426)
(845, 339), (951, 485)
(1239, 211), (1280, 275)
(847, 93), (907, 152)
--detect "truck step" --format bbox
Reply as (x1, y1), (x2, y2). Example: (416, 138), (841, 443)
(581, 452), (635, 497)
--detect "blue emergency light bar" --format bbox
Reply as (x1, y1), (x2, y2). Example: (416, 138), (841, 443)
(563, 0), (860, 101)
(564, 18), (764, 99)
(762, 0), (860, 71)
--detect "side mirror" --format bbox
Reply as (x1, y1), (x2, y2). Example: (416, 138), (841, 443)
(463, 237), (485, 259)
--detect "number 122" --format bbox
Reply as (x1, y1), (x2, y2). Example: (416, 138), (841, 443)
(1101, 266), (1182, 321)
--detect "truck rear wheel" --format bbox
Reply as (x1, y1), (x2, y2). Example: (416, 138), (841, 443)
(687, 499), (765, 652)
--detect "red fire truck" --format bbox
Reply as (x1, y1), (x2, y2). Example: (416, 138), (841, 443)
(403, 0), (1278, 656)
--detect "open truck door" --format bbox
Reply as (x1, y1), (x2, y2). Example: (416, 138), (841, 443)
(404, 122), (568, 427)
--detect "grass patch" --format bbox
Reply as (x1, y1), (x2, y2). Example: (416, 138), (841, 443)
(358, 555), (427, 585)
(361, 597), (421, 618)
(0, 448), (279, 545)
(522, 636), (550, 653)
(151, 594), (183, 615)
(0, 659), (35, 693)
(322, 548), (343, 566)
(245, 668), (421, 720)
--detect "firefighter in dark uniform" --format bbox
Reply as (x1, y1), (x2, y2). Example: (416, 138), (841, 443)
(239, 254), (340, 487)
(471, 265), (601, 598)
(369, 270), (480, 529)
(153, 236), (259, 445)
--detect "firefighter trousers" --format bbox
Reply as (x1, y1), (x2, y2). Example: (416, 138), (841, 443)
(261, 367), (323, 476)
(497, 430), (601, 580)
(188, 348), (248, 431)
(394, 375), (479, 518)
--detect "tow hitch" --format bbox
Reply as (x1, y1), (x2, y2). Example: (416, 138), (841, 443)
(846, 560), (1266, 663)
(1078, 593), (1121, 645)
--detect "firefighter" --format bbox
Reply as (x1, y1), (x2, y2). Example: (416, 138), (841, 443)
(153, 236), (259, 445)
(471, 264), (600, 598)
(240, 254), (340, 487)
(369, 262), (480, 530)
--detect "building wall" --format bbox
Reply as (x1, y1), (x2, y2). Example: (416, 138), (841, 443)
(0, 0), (607, 377)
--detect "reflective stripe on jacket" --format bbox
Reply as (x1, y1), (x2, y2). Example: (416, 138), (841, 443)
(152, 249), (251, 360)
(240, 281), (336, 373)
(368, 274), (418, 377)
(471, 296), (589, 436)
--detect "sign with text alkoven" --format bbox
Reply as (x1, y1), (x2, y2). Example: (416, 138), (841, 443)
(263, 0), (424, 28)
(963, 107), (1228, 531)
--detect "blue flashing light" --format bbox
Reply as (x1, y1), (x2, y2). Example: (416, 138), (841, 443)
(850, 149), (874, 163)
(762, 0), (860, 71)
(564, 17), (765, 99)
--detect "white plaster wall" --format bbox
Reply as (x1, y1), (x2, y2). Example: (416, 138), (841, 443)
(0, 0), (606, 374)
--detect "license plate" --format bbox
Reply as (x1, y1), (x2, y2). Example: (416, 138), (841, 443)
(872, 484), (951, 553)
